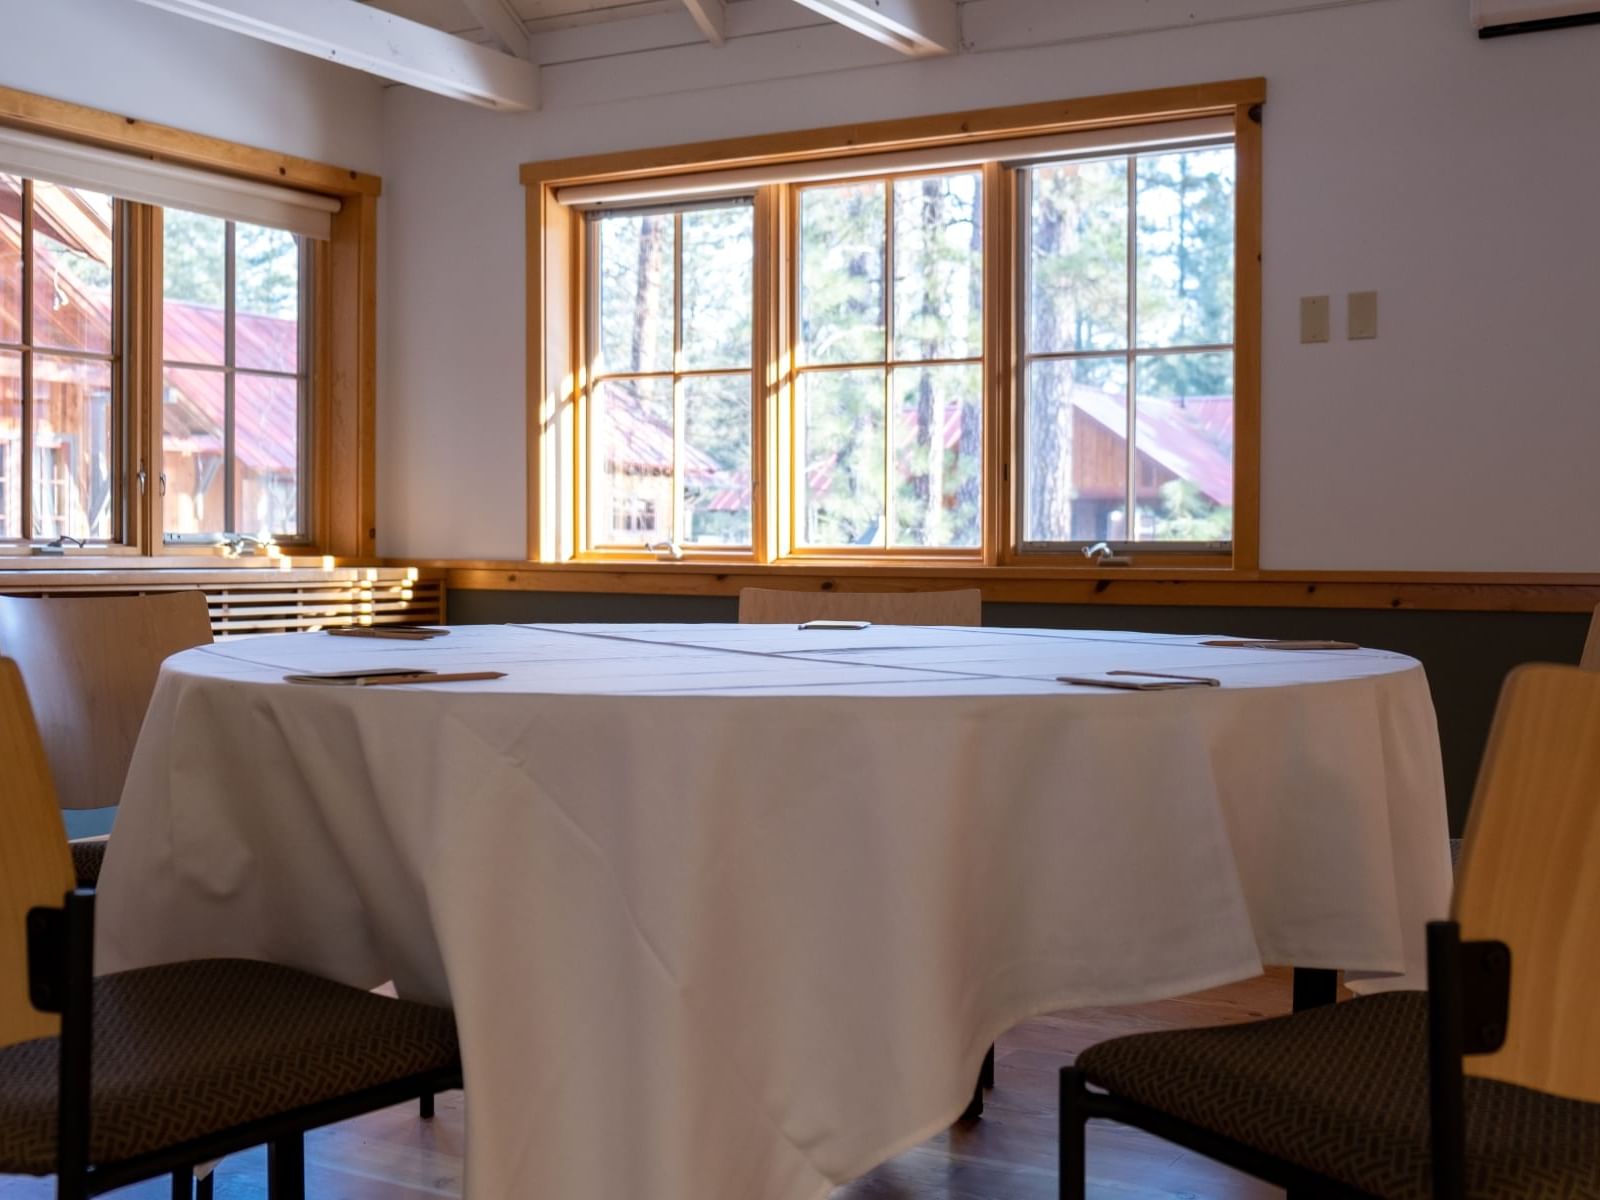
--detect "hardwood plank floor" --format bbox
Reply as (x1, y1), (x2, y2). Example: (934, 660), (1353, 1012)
(0, 973), (1292, 1199)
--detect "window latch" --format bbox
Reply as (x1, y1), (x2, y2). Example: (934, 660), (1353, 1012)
(646, 539), (685, 561)
(1082, 541), (1132, 567)
(31, 535), (85, 557)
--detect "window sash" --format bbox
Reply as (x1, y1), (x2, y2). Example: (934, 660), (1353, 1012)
(0, 178), (125, 545)
(161, 220), (313, 544)
(583, 205), (756, 554)
(1014, 146), (1237, 556)
(789, 170), (986, 555)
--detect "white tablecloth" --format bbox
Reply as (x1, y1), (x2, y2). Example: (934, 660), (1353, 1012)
(98, 623), (1452, 1200)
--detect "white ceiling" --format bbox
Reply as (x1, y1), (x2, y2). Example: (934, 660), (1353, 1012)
(362, 0), (748, 39)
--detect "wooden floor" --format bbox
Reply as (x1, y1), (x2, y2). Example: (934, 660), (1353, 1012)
(1, 973), (1291, 1200)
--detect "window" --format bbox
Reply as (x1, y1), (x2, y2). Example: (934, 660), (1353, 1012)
(1019, 146), (1235, 551)
(531, 83), (1262, 570)
(586, 200), (754, 550)
(0, 173), (119, 542)
(796, 172), (982, 551)
(0, 86), (381, 561)
(161, 210), (308, 542)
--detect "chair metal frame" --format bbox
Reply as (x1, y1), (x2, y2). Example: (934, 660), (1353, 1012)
(1060, 923), (1511, 1200)
(24, 887), (463, 1200)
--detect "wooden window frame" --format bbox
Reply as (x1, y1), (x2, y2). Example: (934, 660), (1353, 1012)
(524, 79), (1265, 578)
(0, 85), (381, 564)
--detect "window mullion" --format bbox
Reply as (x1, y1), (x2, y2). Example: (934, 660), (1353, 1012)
(223, 221), (236, 535)
(19, 178), (32, 538)
(672, 210), (684, 546)
(1124, 157), (1138, 543)
(881, 178), (893, 550)
(982, 160), (1007, 566)
(752, 184), (783, 564)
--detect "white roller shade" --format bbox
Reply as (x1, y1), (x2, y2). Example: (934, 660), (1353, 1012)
(557, 116), (1234, 210)
(0, 126), (340, 240)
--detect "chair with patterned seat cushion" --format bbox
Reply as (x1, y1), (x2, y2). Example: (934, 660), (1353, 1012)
(0, 591), (214, 885)
(0, 657), (462, 1200)
(1061, 662), (1600, 1200)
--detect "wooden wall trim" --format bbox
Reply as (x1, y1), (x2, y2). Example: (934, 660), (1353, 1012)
(319, 192), (380, 557)
(518, 79), (1267, 187)
(430, 561), (1600, 614)
(0, 85), (381, 198)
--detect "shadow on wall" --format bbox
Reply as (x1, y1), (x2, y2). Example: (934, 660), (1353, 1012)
(448, 589), (1589, 833)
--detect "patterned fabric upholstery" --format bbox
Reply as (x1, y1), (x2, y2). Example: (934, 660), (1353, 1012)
(68, 839), (106, 887)
(1077, 992), (1600, 1200)
(0, 959), (458, 1174)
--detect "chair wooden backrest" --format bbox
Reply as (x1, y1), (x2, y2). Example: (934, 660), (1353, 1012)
(0, 591), (213, 811)
(1581, 604), (1600, 671)
(0, 658), (76, 1048)
(1453, 663), (1600, 1103)
(737, 587), (982, 627)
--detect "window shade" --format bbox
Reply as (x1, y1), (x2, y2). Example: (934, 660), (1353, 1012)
(0, 126), (340, 240)
(556, 116), (1234, 210)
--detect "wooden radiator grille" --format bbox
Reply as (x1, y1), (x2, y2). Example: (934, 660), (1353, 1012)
(0, 568), (446, 639)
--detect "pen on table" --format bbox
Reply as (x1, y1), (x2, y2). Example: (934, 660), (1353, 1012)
(1106, 670), (1221, 686)
(356, 671), (505, 686)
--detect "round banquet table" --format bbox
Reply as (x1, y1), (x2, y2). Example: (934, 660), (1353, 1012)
(98, 622), (1453, 1200)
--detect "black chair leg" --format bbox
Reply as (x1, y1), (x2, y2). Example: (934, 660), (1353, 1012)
(197, 1170), (214, 1200)
(1292, 966), (1338, 1012)
(268, 1134), (305, 1200)
(960, 1071), (984, 1120)
(170, 1170), (190, 1199)
(1059, 1067), (1089, 1200)
(420, 1091), (436, 1119)
(957, 1044), (997, 1121)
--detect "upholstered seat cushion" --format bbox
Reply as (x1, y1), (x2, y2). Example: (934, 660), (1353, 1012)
(68, 838), (106, 887)
(0, 959), (458, 1174)
(1077, 992), (1600, 1200)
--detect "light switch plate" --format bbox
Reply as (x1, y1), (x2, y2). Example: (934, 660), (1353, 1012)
(1348, 291), (1378, 340)
(1300, 296), (1330, 344)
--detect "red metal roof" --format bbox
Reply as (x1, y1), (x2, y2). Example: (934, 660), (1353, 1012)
(2, 204), (300, 475)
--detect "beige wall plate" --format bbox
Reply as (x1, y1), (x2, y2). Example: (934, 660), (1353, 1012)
(1349, 291), (1378, 339)
(1300, 295), (1330, 343)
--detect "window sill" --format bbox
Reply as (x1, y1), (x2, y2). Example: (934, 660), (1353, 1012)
(0, 553), (329, 571)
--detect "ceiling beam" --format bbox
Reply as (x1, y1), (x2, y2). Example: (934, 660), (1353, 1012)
(791, 0), (960, 55)
(459, 0), (535, 59)
(681, 0), (727, 45)
(131, 0), (538, 111)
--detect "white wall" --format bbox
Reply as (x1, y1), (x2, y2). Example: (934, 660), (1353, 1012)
(0, 0), (384, 173)
(378, 0), (1600, 571)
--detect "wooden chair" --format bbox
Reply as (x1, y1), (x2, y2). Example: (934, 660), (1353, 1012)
(737, 587), (982, 626)
(0, 591), (213, 883)
(1581, 603), (1600, 671)
(0, 657), (462, 1200)
(1060, 662), (1600, 1200)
